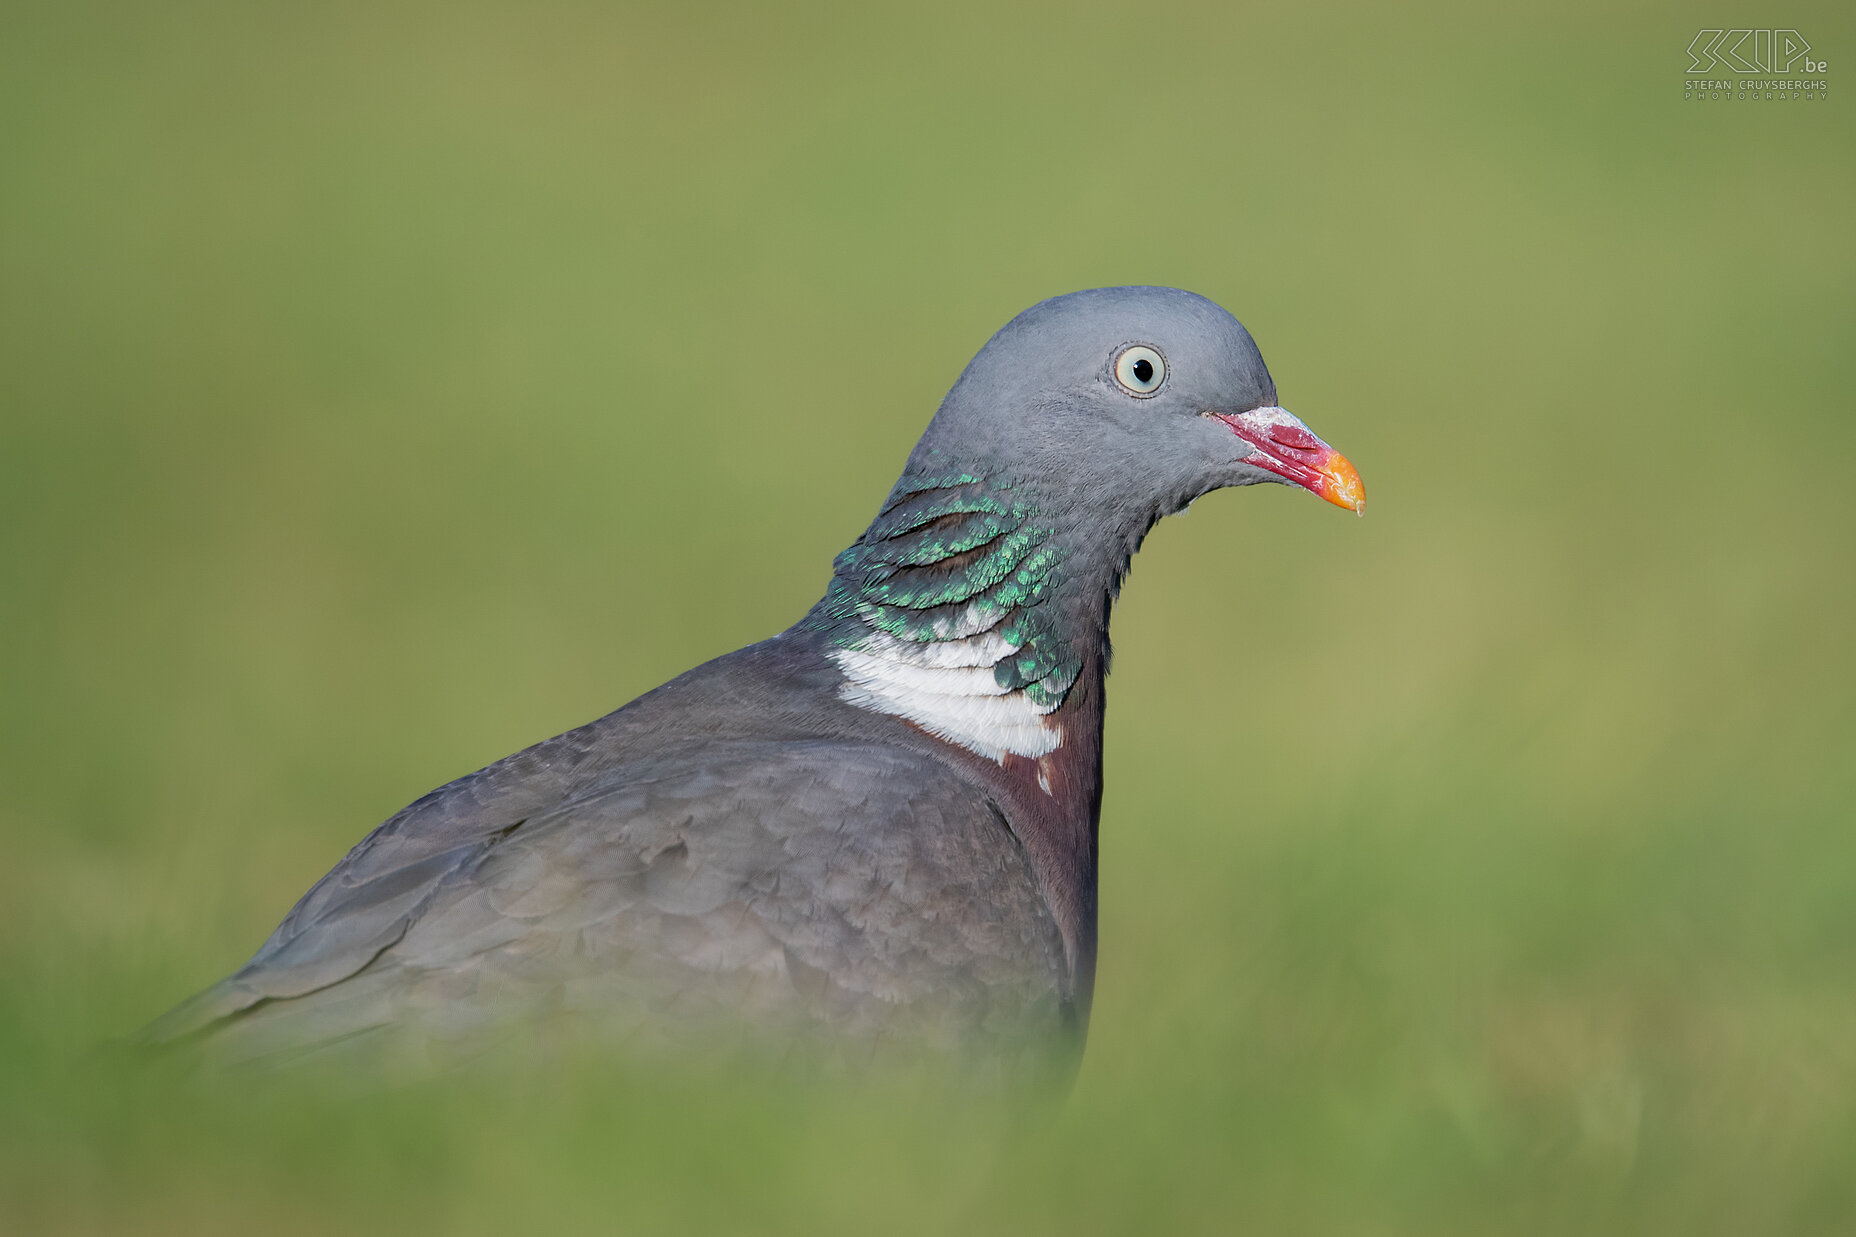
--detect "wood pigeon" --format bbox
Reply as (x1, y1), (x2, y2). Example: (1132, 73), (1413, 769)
(146, 286), (1364, 1069)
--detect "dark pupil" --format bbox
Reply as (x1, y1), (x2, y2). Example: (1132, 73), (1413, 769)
(1131, 358), (1153, 384)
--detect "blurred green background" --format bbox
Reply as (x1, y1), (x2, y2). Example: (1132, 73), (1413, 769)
(3, 0), (1853, 1232)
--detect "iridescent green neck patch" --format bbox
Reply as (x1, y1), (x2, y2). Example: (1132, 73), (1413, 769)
(809, 472), (1081, 712)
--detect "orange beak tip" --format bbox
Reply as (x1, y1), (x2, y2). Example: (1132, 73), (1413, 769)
(1319, 452), (1366, 515)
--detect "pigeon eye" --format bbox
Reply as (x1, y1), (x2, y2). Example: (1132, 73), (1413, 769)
(1113, 345), (1166, 396)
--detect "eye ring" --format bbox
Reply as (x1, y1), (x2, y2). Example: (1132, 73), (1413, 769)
(1113, 344), (1167, 397)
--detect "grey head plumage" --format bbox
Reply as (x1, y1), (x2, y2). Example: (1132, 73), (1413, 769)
(918, 286), (1287, 525)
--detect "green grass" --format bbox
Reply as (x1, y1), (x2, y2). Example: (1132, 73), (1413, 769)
(3, 0), (1853, 1232)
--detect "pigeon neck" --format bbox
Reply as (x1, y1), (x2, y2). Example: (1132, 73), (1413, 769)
(802, 466), (1132, 765)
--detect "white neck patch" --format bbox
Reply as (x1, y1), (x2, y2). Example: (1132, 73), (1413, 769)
(833, 624), (1063, 762)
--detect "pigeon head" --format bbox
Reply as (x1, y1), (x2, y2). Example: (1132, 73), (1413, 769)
(909, 286), (1364, 529)
(810, 287), (1363, 762)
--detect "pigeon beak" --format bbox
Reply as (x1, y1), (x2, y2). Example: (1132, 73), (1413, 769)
(1211, 406), (1365, 515)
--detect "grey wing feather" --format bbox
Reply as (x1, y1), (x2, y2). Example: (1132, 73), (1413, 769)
(148, 740), (1068, 1063)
